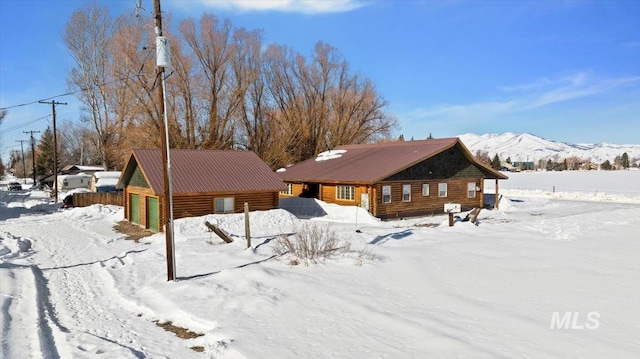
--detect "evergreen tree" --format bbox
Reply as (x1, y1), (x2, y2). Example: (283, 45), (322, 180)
(35, 127), (57, 177)
(621, 152), (630, 169)
(491, 154), (501, 169)
(505, 156), (511, 164)
(600, 160), (612, 170)
(398, 134), (405, 141)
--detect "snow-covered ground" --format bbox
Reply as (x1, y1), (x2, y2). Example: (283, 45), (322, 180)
(1, 171), (639, 358)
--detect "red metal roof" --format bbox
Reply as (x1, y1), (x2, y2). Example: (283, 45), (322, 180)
(277, 137), (507, 183)
(124, 149), (286, 195)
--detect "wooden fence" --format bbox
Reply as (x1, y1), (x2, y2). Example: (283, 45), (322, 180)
(73, 192), (124, 207)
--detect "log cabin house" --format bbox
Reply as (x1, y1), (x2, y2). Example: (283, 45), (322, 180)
(117, 149), (286, 232)
(277, 138), (508, 220)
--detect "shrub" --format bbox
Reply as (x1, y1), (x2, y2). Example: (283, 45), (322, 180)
(273, 222), (376, 266)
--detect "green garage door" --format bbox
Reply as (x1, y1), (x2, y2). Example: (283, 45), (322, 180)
(147, 197), (159, 232)
(130, 194), (139, 224)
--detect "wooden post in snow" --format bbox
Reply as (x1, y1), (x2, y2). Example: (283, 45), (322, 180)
(244, 202), (251, 248)
(495, 178), (500, 209)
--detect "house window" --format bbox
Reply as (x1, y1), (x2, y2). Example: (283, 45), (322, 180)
(468, 182), (476, 198)
(214, 197), (234, 213)
(438, 183), (448, 197)
(280, 183), (294, 195)
(422, 183), (430, 196)
(336, 185), (355, 200)
(382, 185), (391, 203)
(402, 184), (411, 202)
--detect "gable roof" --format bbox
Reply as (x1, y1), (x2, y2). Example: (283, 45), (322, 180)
(118, 149), (286, 195)
(277, 138), (507, 183)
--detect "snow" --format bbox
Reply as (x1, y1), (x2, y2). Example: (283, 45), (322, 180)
(459, 132), (640, 164)
(96, 177), (119, 188)
(315, 149), (347, 161)
(1, 171), (639, 358)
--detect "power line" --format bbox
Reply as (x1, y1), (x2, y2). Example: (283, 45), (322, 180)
(0, 73), (144, 111)
(0, 114), (51, 135)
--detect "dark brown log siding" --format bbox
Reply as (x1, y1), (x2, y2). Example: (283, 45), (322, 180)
(164, 191), (279, 229)
(385, 143), (485, 181)
(373, 179), (483, 220)
(125, 186), (279, 232)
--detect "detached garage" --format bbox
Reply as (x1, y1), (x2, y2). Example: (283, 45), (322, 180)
(117, 148), (286, 232)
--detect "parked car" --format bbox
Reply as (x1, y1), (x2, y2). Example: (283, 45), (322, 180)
(8, 182), (22, 191)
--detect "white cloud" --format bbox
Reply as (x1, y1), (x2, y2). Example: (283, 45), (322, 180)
(194, 0), (366, 14)
(410, 72), (640, 122)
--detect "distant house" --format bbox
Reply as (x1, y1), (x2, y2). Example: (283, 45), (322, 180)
(57, 174), (92, 191)
(277, 138), (508, 220)
(60, 165), (105, 175)
(512, 162), (535, 171)
(117, 149), (286, 232)
(91, 171), (122, 192)
(40, 165), (105, 189)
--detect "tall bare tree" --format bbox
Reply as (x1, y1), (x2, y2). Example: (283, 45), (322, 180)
(180, 14), (238, 149)
(64, 3), (119, 169)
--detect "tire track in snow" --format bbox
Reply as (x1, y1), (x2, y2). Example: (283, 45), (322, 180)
(0, 263), (66, 359)
(2, 210), (201, 358)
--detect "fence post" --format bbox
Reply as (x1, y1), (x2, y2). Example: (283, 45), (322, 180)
(244, 202), (251, 248)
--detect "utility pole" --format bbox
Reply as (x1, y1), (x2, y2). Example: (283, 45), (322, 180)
(23, 130), (40, 187)
(15, 140), (27, 183)
(39, 100), (67, 202)
(153, 0), (176, 281)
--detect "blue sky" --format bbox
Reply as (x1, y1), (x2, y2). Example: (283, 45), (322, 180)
(1, 0), (639, 163)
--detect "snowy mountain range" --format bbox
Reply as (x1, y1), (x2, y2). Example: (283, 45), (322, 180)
(458, 132), (640, 165)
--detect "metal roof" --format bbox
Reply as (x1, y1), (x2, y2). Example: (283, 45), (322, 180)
(277, 137), (508, 183)
(119, 149), (286, 195)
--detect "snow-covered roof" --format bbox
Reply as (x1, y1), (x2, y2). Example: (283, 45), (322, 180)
(93, 171), (122, 179)
(96, 177), (119, 187)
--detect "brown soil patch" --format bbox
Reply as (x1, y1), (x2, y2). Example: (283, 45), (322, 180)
(113, 220), (154, 242)
(154, 320), (204, 339)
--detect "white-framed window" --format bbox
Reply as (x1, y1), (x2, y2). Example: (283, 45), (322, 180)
(422, 183), (430, 196)
(214, 197), (234, 213)
(336, 185), (355, 201)
(402, 184), (411, 202)
(467, 182), (476, 198)
(280, 183), (294, 195)
(438, 183), (448, 197)
(382, 185), (391, 203)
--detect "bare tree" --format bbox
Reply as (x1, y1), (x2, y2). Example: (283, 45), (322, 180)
(180, 14), (238, 149)
(475, 150), (491, 164)
(64, 3), (119, 169)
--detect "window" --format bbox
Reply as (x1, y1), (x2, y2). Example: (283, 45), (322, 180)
(214, 197), (234, 213)
(438, 183), (448, 197)
(280, 183), (294, 195)
(422, 183), (430, 196)
(468, 182), (476, 198)
(382, 185), (391, 203)
(402, 184), (411, 202)
(336, 185), (355, 200)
